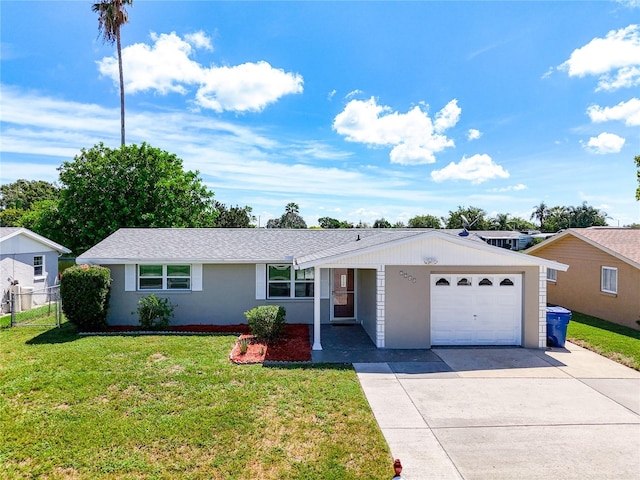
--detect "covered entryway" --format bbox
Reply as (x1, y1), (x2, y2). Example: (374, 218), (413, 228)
(430, 273), (522, 345)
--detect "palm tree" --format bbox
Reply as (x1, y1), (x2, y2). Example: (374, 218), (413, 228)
(530, 202), (548, 230)
(93, 0), (132, 146)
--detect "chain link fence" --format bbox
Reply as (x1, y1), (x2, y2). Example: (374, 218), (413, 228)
(8, 285), (62, 328)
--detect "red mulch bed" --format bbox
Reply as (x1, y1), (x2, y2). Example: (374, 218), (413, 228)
(103, 324), (311, 363)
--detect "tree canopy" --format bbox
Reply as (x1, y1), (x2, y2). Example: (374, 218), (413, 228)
(442, 206), (489, 230)
(266, 202), (307, 229)
(317, 217), (354, 229)
(214, 202), (255, 228)
(57, 142), (216, 253)
(407, 214), (441, 228)
(635, 154), (639, 201)
(0, 179), (60, 211)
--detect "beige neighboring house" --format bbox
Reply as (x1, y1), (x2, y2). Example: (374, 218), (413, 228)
(528, 228), (640, 330)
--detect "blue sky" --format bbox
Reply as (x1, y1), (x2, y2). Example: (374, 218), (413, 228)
(1, 1), (639, 227)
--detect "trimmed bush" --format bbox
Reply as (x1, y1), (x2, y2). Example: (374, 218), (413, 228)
(60, 264), (111, 331)
(134, 294), (174, 330)
(245, 305), (286, 341)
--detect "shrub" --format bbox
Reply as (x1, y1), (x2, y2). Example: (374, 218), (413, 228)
(134, 294), (175, 330)
(244, 305), (286, 341)
(60, 264), (111, 331)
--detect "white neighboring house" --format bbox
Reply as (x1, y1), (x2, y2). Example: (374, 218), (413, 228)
(0, 227), (71, 312)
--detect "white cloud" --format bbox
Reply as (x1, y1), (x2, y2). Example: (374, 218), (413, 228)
(345, 89), (364, 99)
(333, 97), (460, 165)
(584, 132), (626, 154)
(587, 97), (640, 126)
(327, 89), (337, 100)
(431, 154), (509, 184)
(489, 184), (527, 192)
(467, 128), (482, 141)
(558, 24), (640, 91)
(184, 31), (213, 51)
(97, 31), (303, 112)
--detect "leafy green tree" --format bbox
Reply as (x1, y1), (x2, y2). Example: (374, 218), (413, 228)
(635, 155), (640, 201)
(489, 213), (511, 231)
(510, 217), (536, 231)
(408, 214), (441, 228)
(214, 202), (255, 228)
(318, 217), (353, 229)
(530, 202), (549, 229)
(0, 179), (60, 210)
(373, 218), (391, 228)
(392, 221), (405, 228)
(93, 0), (133, 146)
(442, 206), (488, 230)
(0, 208), (25, 227)
(567, 202), (607, 227)
(58, 142), (216, 253)
(18, 200), (65, 246)
(266, 202), (307, 228)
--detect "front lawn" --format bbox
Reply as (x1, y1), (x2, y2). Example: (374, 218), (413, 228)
(567, 311), (640, 371)
(0, 323), (391, 479)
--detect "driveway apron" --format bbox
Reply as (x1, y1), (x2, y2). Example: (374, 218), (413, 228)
(355, 343), (640, 480)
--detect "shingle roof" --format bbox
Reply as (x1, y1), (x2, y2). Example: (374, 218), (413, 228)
(571, 228), (640, 266)
(77, 228), (429, 263)
(0, 227), (22, 239)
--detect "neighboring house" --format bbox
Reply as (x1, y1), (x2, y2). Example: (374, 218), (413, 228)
(77, 228), (567, 349)
(528, 227), (640, 330)
(0, 227), (71, 313)
(447, 230), (544, 251)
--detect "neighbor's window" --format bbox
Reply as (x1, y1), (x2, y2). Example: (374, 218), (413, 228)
(601, 266), (617, 294)
(33, 256), (44, 277)
(267, 265), (314, 298)
(547, 269), (557, 282)
(139, 265), (191, 290)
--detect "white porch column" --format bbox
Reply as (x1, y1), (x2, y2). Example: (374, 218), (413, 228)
(312, 266), (322, 350)
(376, 265), (385, 348)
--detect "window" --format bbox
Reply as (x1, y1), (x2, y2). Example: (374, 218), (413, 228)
(547, 269), (557, 282)
(33, 256), (44, 277)
(601, 267), (617, 294)
(267, 264), (314, 298)
(138, 265), (191, 290)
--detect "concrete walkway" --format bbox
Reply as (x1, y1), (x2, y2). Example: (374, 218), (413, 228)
(355, 342), (640, 480)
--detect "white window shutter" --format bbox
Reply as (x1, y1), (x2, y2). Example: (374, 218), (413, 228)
(320, 268), (330, 299)
(255, 264), (266, 300)
(124, 264), (136, 291)
(192, 264), (203, 291)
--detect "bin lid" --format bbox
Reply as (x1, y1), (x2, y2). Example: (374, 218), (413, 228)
(546, 306), (571, 314)
(21, 286), (35, 293)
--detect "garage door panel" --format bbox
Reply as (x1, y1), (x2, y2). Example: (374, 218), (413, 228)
(431, 274), (522, 346)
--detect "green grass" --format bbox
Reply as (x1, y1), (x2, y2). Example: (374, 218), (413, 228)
(567, 310), (640, 371)
(0, 323), (391, 479)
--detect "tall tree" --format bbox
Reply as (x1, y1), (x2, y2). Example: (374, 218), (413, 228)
(407, 214), (441, 228)
(443, 206), (488, 230)
(58, 142), (216, 253)
(530, 202), (548, 229)
(93, 0), (132, 146)
(214, 202), (255, 228)
(373, 218), (391, 228)
(0, 179), (60, 210)
(266, 202), (307, 228)
(635, 154), (640, 201)
(318, 217), (353, 229)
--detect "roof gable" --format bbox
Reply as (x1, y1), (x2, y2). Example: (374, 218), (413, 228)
(527, 228), (640, 270)
(0, 227), (71, 255)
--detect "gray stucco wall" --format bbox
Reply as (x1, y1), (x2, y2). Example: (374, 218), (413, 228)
(384, 265), (431, 348)
(357, 269), (377, 344)
(106, 263), (329, 326)
(384, 265), (540, 349)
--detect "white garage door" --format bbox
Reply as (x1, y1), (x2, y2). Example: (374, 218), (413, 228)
(430, 274), (522, 346)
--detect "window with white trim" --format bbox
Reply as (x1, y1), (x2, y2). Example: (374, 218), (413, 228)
(33, 256), (44, 277)
(546, 268), (557, 282)
(138, 265), (191, 290)
(601, 266), (617, 294)
(267, 264), (314, 298)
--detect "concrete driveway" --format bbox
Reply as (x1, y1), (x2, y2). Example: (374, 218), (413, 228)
(355, 342), (640, 480)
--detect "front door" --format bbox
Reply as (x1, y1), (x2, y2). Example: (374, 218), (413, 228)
(332, 268), (355, 320)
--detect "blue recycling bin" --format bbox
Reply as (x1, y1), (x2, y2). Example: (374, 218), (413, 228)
(546, 306), (572, 347)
